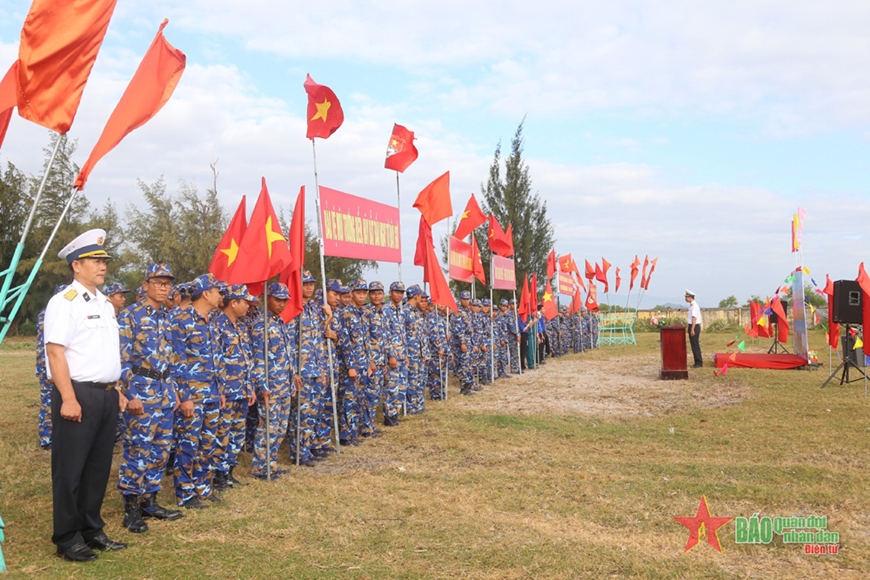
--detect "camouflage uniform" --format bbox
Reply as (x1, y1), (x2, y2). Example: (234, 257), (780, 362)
(472, 301), (491, 385)
(362, 282), (387, 436)
(289, 290), (329, 462)
(168, 275), (222, 506)
(404, 285), (428, 414)
(242, 305), (263, 452)
(337, 281), (371, 441)
(425, 307), (448, 399)
(117, 269), (180, 524)
(311, 284), (336, 453)
(453, 293), (475, 395)
(507, 303), (521, 373)
(250, 284), (296, 476)
(494, 301), (512, 379)
(382, 282), (407, 421)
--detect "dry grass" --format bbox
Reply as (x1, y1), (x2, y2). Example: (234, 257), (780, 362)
(1, 331), (868, 579)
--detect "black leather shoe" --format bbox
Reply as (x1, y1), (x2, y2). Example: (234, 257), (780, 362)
(183, 497), (210, 509)
(57, 542), (98, 562)
(692, 363), (703, 368)
(86, 532), (127, 551)
(227, 467), (245, 487)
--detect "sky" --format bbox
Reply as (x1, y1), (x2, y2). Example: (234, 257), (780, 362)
(2, 1), (869, 308)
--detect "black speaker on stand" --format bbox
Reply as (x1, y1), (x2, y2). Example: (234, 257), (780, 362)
(821, 281), (866, 388)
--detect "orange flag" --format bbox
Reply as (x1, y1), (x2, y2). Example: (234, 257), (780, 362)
(413, 171), (453, 225)
(629, 255), (640, 290)
(643, 257), (658, 290)
(304, 74), (343, 139)
(857, 263), (870, 345)
(471, 235), (486, 285)
(17, 0), (118, 133)
(615, 267), (621, 293)
(639, 255), (650, 289)
(280, 186), (306, 322)
(0, 62), (17, 149)
(542, 279), (558, 321)
(209, 196), (247, 281)
(226, 177), (291, 284)
(453, 193), (487, 240)
(74, 19), (185, 190)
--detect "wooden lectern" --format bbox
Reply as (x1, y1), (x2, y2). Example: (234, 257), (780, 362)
(660, 325), (688, 380)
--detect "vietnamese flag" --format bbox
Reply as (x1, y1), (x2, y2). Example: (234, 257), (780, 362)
(0, 62), (17, 149)
(584, 259), (595, 281)
(418, 224), (457, 313)
(546, 249), (556, 279)
(384, 123), (418, 173)
(471, 235), (486, 285)
(279, 186), (307, 322)
(573, 270), (586, 292)
(209, 196), (247, 281)
(413, 171), (453, 226)
(16, 0), (118, 133)
(453, 193), (488, 240)
(74, 19), (185, 190)
(629, 255), (640, 290)
(487, 214), (513, 257)
(504, 223), (515, 257)
(226, 177), (291, 284)
(542, 279), (558, 320)
(304, 74), (343, 139)
(518, 274), (530, 320)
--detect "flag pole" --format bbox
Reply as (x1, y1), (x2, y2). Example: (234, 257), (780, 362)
(263, 282), (272, 481)
(396, 171), (402, 282)
(444, 309), (449, 401)
(296, 313), (303, 467)
(0, 134), (63, 337)
(490, 257), (495, 381)
(513, 290), (522, 375)
(311, 139), (341, 455)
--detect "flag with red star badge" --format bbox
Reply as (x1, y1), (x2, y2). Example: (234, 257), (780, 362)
(304, 74), (343, 139)
(384, 123), (418, 172)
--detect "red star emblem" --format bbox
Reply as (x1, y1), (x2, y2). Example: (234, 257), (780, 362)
(674, 496), (732, 552)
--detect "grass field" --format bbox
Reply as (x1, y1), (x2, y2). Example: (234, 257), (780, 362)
(1, 331), (868, 579)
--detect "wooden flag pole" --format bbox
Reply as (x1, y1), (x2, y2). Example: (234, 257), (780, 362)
(311, 139), (341, 455)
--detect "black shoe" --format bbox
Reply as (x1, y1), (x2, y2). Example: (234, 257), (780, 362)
(141, 494), (183, 521)
(383, 414), (400, 427)
(298, 459), (317, 467)
(339, 438), (352, 446)
(57, 542), (98, 562)
(205, 493), (222, 503)
(692, 363), (703, 368)
(85, 532), (127, 552)
(252, 472), (281, 481)
(227, 467), (244, 487)
(213, 470), (229, 491)
(122, 495), (148, 533)
(183, 497), (210, 509)
(311, 448), (329, 458)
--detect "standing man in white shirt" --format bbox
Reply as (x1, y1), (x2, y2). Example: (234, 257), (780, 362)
(685, 289), (703, 368)
(44, 229), (128, 562)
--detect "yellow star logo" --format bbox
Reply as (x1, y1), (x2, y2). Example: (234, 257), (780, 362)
(391, 138), (399, 147)
(543, 291), (553, 302)
(265, 216), (286, 259)
(311, 98), (331, 123)
(220, 238), (239, 266)
(461, 210), (469, 219)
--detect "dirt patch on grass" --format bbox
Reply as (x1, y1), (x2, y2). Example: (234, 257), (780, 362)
(457, 353), (749, 418)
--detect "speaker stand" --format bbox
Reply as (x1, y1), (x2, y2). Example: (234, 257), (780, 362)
(820, 326), (867, 388)
(767, 323), (790, 354)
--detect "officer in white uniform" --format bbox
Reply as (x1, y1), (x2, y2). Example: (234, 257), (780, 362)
(685, 289), (703, 368)
(44, 229), (128, 562)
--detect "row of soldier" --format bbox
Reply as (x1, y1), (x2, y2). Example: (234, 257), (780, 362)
(36, 263), (600, 536)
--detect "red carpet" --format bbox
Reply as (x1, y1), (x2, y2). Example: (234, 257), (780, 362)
(713, 353), (808, 370)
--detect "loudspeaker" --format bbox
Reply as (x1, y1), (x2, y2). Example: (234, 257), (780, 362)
(769, 301), (789, 325)
(832, 280), (863, 325)
(841, 331), (865, 367)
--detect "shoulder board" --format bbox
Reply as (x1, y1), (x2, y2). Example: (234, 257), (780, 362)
(64, 288), (78, 301)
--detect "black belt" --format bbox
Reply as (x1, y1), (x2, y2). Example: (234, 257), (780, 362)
(132, 365), (170, 381)
(71, 380), (116, 391)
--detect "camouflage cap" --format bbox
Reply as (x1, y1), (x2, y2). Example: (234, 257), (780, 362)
(368, 281), (384, 292)
(352, 279), (368, 291)
(390, 281), (405, 292)
(420, 291), (429, 299)
(326, 279), (342, 292)
(471, 298), (482, 307)
(481, 298), (491, 307)
(190, 273), (220, 296)
(103, 283), (130, 296)
(500, 299), (509, 306)
(459, 290), (471, 300)
(267, 282), (290, 299)
(302, 270), (316, 283)
(225, 284), (256, 301)
(405, 284), (422, 298)
(144, 263), (175, 281)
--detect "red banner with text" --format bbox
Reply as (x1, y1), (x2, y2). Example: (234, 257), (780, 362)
(492, 255), (516, 290)
(320, 186), (401, 262)
(558, 272), (575, 295)
(448, 236), (473, 283)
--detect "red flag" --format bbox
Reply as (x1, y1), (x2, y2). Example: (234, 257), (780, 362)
(643, 257), (658, 290)
(571, 287), (581, 315)
(16, 0), (118, 133)
(771, 296), (789, 343)
(304, 74), (343, 139)
(629, 255), (640, 290)
(384, 123), (418, 173)
(226, 177), (291, 284)
(615, 267), (622, 293)
(530, 273), (538, 309)
(574, 270), (586, 292)
(557, 253), (573, 274)
(518, 275), (530, 320)
(421, 232), (457, 313)
(857, 263), (870, 346)
(595, 262), (609, 293)
(504, 223), (515, 257)
(601, 258), (612, 277)
(858, 263), (870, 296)
(584, 259), (595, 281)
(639, 255), (650, 289)
(542, 279), (558, 320)
(209, 196), (247, 281)
(414, 216), (433, 273)
(74, 19), (185, 190)
(453, 193), (488, 240)
(586, 282), (599, 312)
(0, 62), (18, 149)
(471, 235), (486, 285)
(546, 249), (556, 279)
(279, 186), (307, 322)
(413, 171), (453, 225)
(487, 214), (513, 257)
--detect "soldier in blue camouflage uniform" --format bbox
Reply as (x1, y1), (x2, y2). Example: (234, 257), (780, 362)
(311, 279), (339, 454)
(212, 285), (256, 489)
(580, 308), (592, 351)
(425, 299), (449, 400)
(168, 274), (223, 508)
(404, 285), (427, 414)
(493, 299), (512, 379)
(507, 299), (521, 373)
(104, 282), (130, 315)
(36, 285), (68, 450)
(117, 264), (183, 531)
(470, 299), (486, 388)
(337, 280), (373, 444)
(454, 291), (475, 395)
(362, 281), (386, 437)
(382, 282), (407, 424)
(588, 309), (600, 349)
(250, 283), (300, 477)
(242, 293), (262, 453)
(290, 272), (332, 463)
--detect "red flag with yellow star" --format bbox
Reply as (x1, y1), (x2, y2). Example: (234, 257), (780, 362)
(453, 193), (488, 240)
(226, 177), (291, 284)
(209, 195), (246, 281)
(487, 214), (513, 257)
(304, 74), (343, 139)
(471, 234), (486, 285)
(384, 123), (418, 173)
(542, 279), (558, 320)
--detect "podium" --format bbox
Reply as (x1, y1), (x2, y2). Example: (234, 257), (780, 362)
(660, 325), (688, 380)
